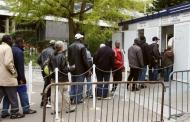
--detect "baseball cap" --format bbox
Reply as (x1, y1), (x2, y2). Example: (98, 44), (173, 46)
(75, 33), (84, 39)
(49, 40), (56, 44)
(152, 36), (160, 41)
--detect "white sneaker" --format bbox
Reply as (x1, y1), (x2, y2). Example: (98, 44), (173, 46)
(46, 104), (52, 108)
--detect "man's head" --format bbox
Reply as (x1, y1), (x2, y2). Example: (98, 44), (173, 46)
(54, 41), (64, 52)
(115, 41), (120, 48)
(49, 40), (56, 46)
(134, 38), (140, 45)
(105, 39), (112, 48)
(100, 43), (105, 48)
(140, 36), (146, 43)
(2, 35), (13, 46)
(152, 36), (160, 43)
(75, 33), (84, 42)
(15, 37), (25, 48)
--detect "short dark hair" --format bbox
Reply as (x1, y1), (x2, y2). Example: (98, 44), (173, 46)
(140, 36), (146, 42)
(15, 37), (24, 44)
(152, 36), (160, 41)
(2, 35), (12, 43)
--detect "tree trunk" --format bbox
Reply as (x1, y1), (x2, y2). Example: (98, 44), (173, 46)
(68, 17), (75, 44)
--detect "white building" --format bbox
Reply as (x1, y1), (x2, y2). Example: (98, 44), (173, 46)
(113, 3), (190, 72)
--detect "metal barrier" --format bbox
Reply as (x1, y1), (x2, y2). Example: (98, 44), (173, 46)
(42, 81), (165, 122)
(168, 70), (190, 120)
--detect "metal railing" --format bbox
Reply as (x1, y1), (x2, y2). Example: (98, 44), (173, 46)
(168, 70), (190, 120)
(42, 81), (165, 122)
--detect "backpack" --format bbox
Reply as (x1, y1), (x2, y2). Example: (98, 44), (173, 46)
(43, 57), (52, 76)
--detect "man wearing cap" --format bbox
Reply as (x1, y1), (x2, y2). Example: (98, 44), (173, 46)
(148, 36), (161, 81)
(68, 33), (90, 104)
(37, 40), (55, 107)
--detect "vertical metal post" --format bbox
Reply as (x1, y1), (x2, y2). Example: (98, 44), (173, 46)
(28, 60), (32, 104)
(55, 68), (59, 120)
(92, 64), (96, 108)
(168, 71), (173, 119)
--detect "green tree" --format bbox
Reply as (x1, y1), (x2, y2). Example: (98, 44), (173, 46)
(7, 0), (144, 51)
(150, 0), (189, 12)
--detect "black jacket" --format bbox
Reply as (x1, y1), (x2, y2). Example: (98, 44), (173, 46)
(68, 40), (90, 75)
(50, 51), (69, 82)
(94, 45), (115, 71)
(148, 43), (161, 66)
(139, 41), (149, 65)
(12, 44), (26, 84)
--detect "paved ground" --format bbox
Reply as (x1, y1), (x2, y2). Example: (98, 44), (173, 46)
(1, 68), (190, 122)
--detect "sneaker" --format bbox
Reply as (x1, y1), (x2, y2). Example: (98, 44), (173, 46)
(66, 107), (76, 113)
(10, 113), (25, 119)
(46, 104), (52, 108)
(1, 113), (10, 118)
(131, 87), (140, 91)
(86, 95), (93, 99)
(23, 109), (37, 114)
(140, 85), (147, 89)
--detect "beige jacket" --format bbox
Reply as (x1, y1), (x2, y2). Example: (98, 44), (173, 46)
(0, 42), (18, 86)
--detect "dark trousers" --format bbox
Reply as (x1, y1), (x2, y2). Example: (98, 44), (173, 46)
(127, 68), (140, 88)
(96, 70), (110, 98)
(0, 86), (19, 114)
(2, 85), (30, 114)
(149, 65), (159, 81)
(112, 69), (122, 91)
(41, 71), (51, 105)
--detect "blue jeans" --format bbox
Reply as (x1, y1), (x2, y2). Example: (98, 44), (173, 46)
(149, 65), (159, 81)
(164, 66), (173, 82)
(2, 85), (29, 114)
(96, 70), (110, 98)
(86, 75), (92, 96)
(70, 75), (85, 104)
(139, 66), (147, 81)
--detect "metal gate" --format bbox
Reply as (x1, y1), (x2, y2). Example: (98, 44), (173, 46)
(42, 81), (165, 122)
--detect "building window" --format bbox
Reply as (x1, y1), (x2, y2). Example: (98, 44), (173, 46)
(0, 19), (5, 33)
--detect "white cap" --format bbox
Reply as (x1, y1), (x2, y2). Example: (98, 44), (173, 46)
(100, 43), (105, 48)
(75, 33), (84, 39)
(49, 40), (56, 44)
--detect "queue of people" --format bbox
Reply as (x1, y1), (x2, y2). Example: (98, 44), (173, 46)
(127, 36), (174, 91)
(0, 32), (174, 120)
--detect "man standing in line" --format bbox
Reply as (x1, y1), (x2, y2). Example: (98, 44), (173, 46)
(138, 36), (149, 88)
(0, 35), (24, 119)
(148, 37), (161, 81)
(38, 40), (55, 107)
(128, 38), (144, 91)
(84, 44), (93, 98)
(49, 41), (75, 113)
(68, 33), (90, 104)
(94, 40), (115, 98)
(112, 41), (124, 92)
(2, 38), (36, 117)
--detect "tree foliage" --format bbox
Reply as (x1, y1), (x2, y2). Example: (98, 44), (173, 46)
(7, 0), (145, 51)
(150, 0), (189, 12)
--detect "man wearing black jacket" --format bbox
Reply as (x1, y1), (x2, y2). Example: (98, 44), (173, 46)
(68, 33), (90, 104)
(138, 36), (149, 87)
(148, 37), (161, 81)
(94, 41), (115, 98)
